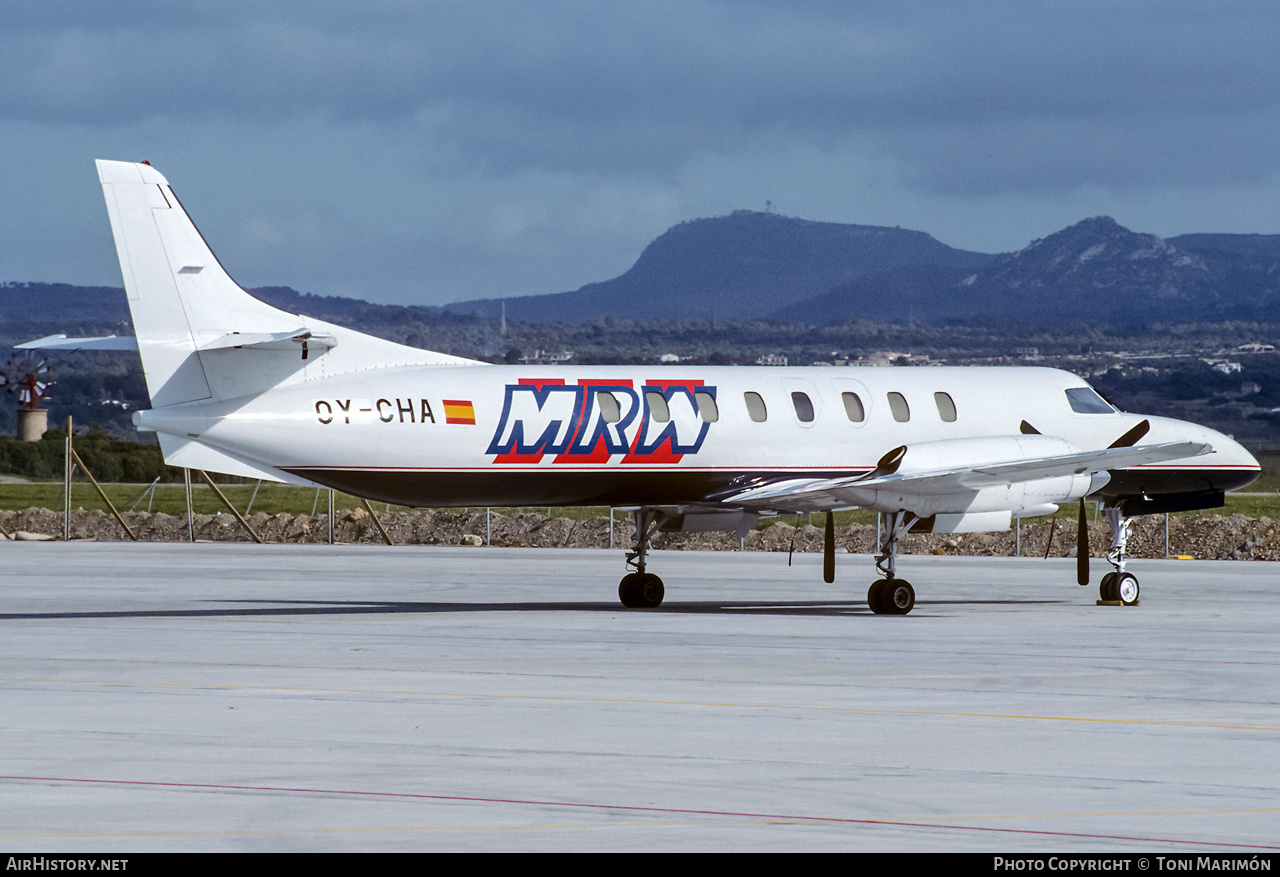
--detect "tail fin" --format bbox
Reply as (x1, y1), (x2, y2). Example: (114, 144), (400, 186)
(97, 159), (477, 408)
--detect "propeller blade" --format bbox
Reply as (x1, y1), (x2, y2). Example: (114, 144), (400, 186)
(1108, 419), (1151, 448)
(823, 512), (836, 584)
(1077, 498), (1089, 585)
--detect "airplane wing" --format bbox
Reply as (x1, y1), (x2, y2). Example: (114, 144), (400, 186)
(725, 440), (1211, 511)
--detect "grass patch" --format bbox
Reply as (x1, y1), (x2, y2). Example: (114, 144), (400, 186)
(2, 482), (1274, 524)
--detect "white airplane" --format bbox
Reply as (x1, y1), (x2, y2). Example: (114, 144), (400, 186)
(27, 160), (1262, 614)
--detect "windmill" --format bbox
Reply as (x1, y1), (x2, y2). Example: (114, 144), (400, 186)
(0, 351), (52, 440)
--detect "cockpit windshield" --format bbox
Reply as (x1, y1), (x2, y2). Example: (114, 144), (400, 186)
(1065, 387), (1115, 414)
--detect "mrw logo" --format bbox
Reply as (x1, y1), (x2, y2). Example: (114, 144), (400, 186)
(486, 378), (714, 464)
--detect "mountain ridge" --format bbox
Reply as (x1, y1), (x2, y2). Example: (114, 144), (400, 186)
(6, 213), (1280, 331)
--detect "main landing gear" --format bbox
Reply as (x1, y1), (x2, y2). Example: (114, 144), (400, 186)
(615, 506), (921, 615)
(1099, 505), (1140, 605)
(619, 508), (665, 608)
(868, 510), (916, 615)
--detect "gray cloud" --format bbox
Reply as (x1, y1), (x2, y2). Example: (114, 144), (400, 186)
(3, 1), (1280, 304)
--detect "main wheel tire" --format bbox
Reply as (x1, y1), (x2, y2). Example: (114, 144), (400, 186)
(882, 579), (915, 615)
(1099, 572), (1118, 602)
(1115, 573), (1139, 605)
(867, 580), (887, 614)
(619, 573), (642, 607)
(619, 572), (664, 608)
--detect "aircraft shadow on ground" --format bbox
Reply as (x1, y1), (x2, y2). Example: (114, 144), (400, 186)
(0, 597), (1066, 621)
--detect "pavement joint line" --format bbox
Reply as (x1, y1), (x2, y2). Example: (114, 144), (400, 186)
(2, 775), (1277, 850)
(0, 818), (782, 840)
(5, 618), (1280, 667)
(5, 677), (1280, 732)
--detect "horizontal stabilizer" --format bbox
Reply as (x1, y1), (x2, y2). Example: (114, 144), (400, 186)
(17, 334), (139, 351)
(198, 329), (338, 353)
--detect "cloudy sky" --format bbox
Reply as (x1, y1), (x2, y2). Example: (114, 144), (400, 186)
(3, 1), (1280, 307)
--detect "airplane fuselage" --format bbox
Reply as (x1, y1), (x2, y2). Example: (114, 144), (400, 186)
(81, 158), (1263, 612)
(134, 363), (1258, 511)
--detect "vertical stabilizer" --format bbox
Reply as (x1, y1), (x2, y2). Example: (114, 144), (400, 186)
(98, 160), (328, 406)
(97, 159), (483, 410)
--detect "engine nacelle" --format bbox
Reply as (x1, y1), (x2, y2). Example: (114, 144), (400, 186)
(885, 434), (1081, 475)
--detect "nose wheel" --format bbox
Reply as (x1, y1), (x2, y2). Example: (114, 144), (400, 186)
(1099, 571), (1140, 605)
(868, 578), (915, 615)
(1100, 507), (1140, 605)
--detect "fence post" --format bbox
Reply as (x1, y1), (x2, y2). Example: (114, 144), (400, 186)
(360, 498), (394, 545)
(70, 446), (138, 541)
(63, 416), (72, 541)
(185, 468), (194, 541)
(196, 469), (261, 543)
(245, 479), (263, 515)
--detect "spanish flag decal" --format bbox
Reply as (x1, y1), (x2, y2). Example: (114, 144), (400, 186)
(443, 399), (476, 425)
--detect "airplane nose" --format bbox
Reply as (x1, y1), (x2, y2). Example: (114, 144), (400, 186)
(1105, 416), (1261, 499)
(1205, 429), (1261, 493)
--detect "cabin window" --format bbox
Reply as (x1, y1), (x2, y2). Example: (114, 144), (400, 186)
(842, 391), (865, 422)
(934, 392), (957, 422)
(887, 392), (910, 422)
(744, 391), (767, 422)
(596, 391), (621, 423)
(791, 391), (815, 423)
(1065, 387), (1114, 414)
(695, 391), (719, 422)
(646, 391), (670, 423)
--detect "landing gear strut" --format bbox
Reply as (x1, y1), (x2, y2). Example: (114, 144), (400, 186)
(619, 508), (665, 608)
(1100, 506), (1140, 605)
(868, 510), (916, 615)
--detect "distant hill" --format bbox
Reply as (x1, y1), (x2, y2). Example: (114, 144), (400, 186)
(0, 282), (130, 328)
(7, 214), (1280, 334)
(1168, 233), (1280, 259)
(445, 211), (1280, 326)
(0, 283), (475, 345)
(443, 211), (994, 322)
(784, 217), (1280, 325)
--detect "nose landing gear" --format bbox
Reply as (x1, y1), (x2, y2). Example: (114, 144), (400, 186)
(1100, 507), (1140, 605)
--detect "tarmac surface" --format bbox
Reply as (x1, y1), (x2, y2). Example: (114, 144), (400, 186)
(1, 542), (1278, 852)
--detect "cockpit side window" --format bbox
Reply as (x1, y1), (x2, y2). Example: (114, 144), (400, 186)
(1065, 387), (1115, 414)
